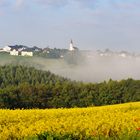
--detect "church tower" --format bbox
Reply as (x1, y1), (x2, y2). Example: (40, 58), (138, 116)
(69, 39), (75, 51)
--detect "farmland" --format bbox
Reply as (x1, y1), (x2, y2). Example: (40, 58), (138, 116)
(0, 102), (140, 140)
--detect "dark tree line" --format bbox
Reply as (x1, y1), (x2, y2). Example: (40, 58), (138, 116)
(0, 65), (140, 109)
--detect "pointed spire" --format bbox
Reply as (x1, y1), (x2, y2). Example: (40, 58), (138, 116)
(69, 39), (74, 51)
(71, 39), (73, 44)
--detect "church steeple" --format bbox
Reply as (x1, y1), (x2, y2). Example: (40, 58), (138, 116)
(69, 39), (78, 51)
(69, 39), (74, 51)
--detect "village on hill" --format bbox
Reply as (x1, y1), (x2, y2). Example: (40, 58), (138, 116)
(0, 40), (139, 59)
(0, 40), (78, 58)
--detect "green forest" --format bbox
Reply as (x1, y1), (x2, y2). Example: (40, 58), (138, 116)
(0, 65), (140, 109)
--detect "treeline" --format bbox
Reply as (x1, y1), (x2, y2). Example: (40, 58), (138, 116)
(34, 48), (68, 59)
(0, 65), (68, 88)
(0, 65), (140, 109)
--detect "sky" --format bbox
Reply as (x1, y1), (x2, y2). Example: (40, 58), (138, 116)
(0, 0), (140, 52)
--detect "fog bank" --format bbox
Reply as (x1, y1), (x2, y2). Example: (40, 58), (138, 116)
(1, 53), (140, 82)
(32, 55), (140, 82)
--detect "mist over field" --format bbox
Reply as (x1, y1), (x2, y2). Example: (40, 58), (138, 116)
(1, 53), (140, 82)
(42, 55), (140, 82)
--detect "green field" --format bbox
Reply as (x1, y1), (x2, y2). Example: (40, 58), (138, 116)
(0, 53), (66, 69)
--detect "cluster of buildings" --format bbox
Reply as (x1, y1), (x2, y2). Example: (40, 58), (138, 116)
(0, 41), (138, 59)
(0, 41), (136, 59)
(96, 49), (137, 58)
(0, 40), (78, 57)
(68, 40), (135, 59)
(0, 45), (36, 56)
(84, 49), (138, 59)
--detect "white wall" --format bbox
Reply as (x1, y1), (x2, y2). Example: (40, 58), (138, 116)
(21, 51), (33, 56)
(3, 46), (11, 52)
(10, 50), (19, 56)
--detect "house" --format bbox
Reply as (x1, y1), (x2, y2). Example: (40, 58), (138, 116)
(4, 45), (34, 56)
(119, 51), (129, 58)
(1, 45), (27, 53)
(21, 49), (33, 56)
(10, 49), (19, 56)
(43, 47), (51, 53)
(11, 45), (28, 51)
(32, 46), (42, 52)
(3, 45), (11, 52)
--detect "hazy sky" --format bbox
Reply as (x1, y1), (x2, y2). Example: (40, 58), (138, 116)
(0, 0), (140, 51)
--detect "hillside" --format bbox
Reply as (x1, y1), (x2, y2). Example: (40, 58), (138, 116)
(0, 102), (140, 140)
(0, 65), (68, 88)
(0, 65), (140, 109)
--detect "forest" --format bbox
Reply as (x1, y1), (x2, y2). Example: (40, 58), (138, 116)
(0, 65), (140, 109)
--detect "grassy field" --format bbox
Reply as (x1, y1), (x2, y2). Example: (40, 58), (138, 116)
(0, 102), (140, 140)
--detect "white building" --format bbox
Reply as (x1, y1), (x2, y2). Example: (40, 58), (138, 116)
(3, 46), (11, 52)
(69, 40), (78, 51)
(119, 51), (128, 58)
(69, 40), (75, 51)
(21, 51), (33, 56)
(119, 53), (126, 58)
(10, 49), (19, 56)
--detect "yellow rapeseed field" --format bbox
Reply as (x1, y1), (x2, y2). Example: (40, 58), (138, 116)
(0, 102), (140, 139)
